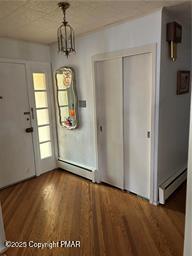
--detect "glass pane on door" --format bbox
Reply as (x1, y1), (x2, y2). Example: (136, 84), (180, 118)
(40, 142), (52, 159)
(38, 126), (51, 143)
(35, 92), (48, 108)
(36, 109), (49, 126)
(33, 73), (46, 90)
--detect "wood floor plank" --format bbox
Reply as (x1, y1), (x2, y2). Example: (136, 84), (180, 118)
(0, 170), (186, 256)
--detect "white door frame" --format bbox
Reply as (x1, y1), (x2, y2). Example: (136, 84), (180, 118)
(92, 44), (158, 204)
(0, 58), (57, 177)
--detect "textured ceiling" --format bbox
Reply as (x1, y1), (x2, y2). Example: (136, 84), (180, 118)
(0, 0), (187, 44)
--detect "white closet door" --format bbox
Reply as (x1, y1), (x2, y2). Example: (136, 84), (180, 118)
(0, 62), (36, 188)
(123, 53), (152, 199)
(95, 58), (124, 189)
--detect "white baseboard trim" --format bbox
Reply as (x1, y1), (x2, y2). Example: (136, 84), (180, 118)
(152, 201), (159, 206)
(57, 160), (96, 182)
(159, 167), (187, 204)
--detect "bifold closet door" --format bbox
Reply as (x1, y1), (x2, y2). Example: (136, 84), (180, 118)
(95, 58), (124, 189)
(123, 53), (152, 199)
(0, 62), (36, 188)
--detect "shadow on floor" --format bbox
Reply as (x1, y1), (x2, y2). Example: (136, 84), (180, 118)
(161, 181), (187, 214)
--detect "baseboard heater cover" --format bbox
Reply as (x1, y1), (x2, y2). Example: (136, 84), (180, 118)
(57, 160), (96, 182)
(159, 168), (187, 204)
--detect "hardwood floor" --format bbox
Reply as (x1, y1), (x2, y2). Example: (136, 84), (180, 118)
(0, 170), (186, 256)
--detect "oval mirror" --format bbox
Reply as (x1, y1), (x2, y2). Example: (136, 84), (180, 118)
(55, 67), (78, 129)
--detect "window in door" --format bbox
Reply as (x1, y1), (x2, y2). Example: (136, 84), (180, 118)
(32, 73), (52, 159)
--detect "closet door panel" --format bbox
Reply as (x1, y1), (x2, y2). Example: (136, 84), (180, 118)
(123, 53), (152, 199)
(95, 58), (124, 189)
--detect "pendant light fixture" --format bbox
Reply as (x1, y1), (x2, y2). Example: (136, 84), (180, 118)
(57, 2), (75, 57)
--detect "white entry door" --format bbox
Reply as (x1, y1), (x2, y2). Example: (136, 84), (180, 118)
(95, 58), (124, 189)
(123, 53), (152, 199)
(0, 62), (36, 188)
(28, 63), (56, 175)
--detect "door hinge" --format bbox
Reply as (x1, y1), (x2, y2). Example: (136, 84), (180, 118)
(147, 131), (151, 138)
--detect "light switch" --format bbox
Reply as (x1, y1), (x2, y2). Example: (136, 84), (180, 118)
(79, 100), (86, 108)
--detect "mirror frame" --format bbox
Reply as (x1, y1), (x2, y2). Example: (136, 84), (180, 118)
(55, 66), (78, 129)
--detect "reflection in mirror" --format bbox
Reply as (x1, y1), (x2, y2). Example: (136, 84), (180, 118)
(55, 67), (78, 129)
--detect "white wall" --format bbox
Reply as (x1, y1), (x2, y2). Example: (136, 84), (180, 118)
(158, 6), (191, 186)
(0, 38), (50, 62)
(51, 11), (162, 170)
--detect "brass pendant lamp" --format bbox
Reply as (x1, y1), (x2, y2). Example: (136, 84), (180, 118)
(57, 2), (75, 57)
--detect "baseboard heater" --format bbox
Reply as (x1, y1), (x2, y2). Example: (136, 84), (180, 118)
(159, 168), (187, 204)
(57, 160), (96, 182)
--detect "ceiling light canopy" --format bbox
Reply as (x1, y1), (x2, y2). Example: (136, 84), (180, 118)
(57, 2), (75, 57)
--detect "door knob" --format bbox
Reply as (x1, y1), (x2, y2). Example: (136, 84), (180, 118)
(25, 127), (33, 133)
